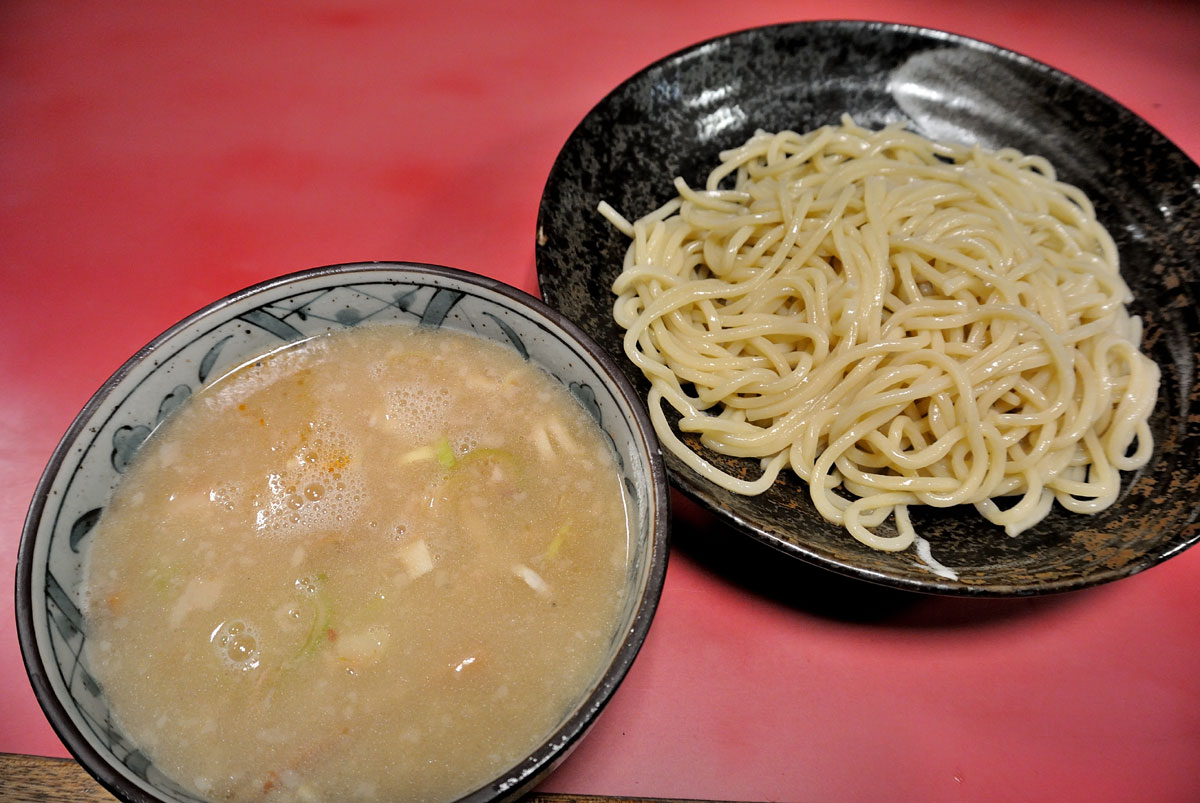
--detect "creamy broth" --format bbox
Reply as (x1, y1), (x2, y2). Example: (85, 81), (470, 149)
(83, 324), (631, 802)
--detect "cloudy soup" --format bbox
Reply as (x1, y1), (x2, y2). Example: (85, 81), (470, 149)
(83, 323), (632, 802)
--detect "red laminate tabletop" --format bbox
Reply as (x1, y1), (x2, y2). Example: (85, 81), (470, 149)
(3, 2), (1199, 801)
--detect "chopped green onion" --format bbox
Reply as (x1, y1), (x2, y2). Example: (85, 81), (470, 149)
(288, 579), (332, 665)
(543, 525), (567, 560)
(435, 436), (457, 469)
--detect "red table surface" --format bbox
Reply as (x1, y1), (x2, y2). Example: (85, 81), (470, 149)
(3, 2), (1199, 801)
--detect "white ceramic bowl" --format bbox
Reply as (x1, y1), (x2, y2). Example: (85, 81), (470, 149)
(17, 262), (670, 802)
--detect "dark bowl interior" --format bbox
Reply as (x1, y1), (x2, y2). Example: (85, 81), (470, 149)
(535, 20), (1200, 595)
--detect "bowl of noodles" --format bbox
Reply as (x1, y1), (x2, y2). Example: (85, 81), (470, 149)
(535, 21), (1200, 595)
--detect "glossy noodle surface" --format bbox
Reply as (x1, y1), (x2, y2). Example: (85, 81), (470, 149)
(604, 117), (1158, 562)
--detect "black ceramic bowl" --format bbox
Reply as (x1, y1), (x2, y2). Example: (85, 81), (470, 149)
(17, 263), (671, 802)
(535, 21), (1200, 595)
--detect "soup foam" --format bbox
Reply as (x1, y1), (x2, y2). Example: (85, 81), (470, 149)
(83, 323), (632, 802)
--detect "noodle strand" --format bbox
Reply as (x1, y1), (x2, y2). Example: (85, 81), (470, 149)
(606, 116), (1159, 556)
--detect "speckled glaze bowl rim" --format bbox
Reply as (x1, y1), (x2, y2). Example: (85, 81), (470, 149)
(16, 261), (672, 803)
(534, 19), (1200, 597)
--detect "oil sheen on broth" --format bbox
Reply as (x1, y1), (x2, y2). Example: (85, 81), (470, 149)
(83, 324), (632, 802)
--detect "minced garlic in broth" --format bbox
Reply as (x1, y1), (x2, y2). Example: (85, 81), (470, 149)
(83, 324), (632, 802)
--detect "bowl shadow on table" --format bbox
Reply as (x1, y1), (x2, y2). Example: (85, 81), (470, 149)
(668, 490), (1091, 629)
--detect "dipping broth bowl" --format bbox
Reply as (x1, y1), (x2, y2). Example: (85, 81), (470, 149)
(16, 262), (671, 803)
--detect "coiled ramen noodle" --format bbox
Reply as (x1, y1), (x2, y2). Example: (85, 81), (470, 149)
(601, 116), (1158, 554)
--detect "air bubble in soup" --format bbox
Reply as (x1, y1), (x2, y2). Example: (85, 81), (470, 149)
(83, 323), (633, 802)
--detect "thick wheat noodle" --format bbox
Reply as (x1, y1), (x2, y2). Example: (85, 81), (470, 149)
(601, 116), (1159, 557)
